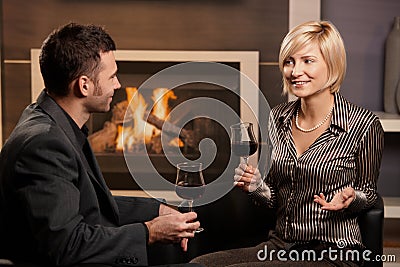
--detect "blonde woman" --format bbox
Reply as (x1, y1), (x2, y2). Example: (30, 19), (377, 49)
(191, 21), (384, 267)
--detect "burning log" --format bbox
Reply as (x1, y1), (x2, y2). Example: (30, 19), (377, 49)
(88, 121), (118, 153)
(111, 100), (128, 124)
(145, 111), (197, 148)
(88, 87), (198, 154)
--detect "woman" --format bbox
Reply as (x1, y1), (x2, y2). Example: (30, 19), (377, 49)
(191, 20), (384, 266)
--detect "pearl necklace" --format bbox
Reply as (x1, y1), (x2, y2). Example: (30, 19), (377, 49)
(295, 106), (334, 133)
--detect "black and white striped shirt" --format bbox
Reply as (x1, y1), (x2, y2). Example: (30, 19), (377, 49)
(252, 93), (384, 248)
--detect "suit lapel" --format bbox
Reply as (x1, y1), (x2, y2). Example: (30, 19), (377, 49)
(83, 140), (120, 210)
(36, 90), (119, 223)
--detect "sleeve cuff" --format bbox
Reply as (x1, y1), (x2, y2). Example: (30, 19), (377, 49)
(142, 222), (149, 244)
(248, 180), (272, 206)
(347, 190), (367, 213)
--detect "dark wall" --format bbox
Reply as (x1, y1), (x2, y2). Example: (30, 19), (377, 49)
(322, 0), (400, 197)
(322, 0), (400, 111)
(1, 0), (289, 141)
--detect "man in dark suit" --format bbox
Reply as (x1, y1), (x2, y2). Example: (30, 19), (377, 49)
(0, 23), (200, 267)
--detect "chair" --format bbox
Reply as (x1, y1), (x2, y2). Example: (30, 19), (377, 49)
(358, 195), (384, 267)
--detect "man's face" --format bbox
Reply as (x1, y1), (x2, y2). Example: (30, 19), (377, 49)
(86, 51), (121, 113)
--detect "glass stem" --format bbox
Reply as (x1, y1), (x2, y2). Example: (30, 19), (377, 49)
(188, 199), (194, 212)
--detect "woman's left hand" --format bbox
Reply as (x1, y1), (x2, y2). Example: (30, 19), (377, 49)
(314, 187), (355, 211)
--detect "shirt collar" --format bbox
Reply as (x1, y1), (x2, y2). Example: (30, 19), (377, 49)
(277, 99), (299, 131)
(330, 92), (349, 133)
(277, 92), (349, 134)
(62, 109), (88, 149)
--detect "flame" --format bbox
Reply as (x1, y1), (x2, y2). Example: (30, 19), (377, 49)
(169, 137), (184, 147)
(151, 88), (177, 120)
(116, 87), (152, 151)
(115, 87), (179, 152)
(115, 125), (124, 150)
(127, 87), (154, 144)
(150, 88), (177, 136)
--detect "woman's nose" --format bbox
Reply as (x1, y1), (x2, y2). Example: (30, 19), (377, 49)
(291, 64), (303, 77)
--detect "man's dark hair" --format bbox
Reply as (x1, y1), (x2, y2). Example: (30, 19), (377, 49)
(39, 22), (116, 96)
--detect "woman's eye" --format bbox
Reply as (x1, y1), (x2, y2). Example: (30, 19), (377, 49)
(284, 59), (294, 65)
(305, 59), (314, 64)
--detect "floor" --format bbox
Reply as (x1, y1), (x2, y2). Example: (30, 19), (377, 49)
(383, 218), (400, 266)
(383, 247), (399, 266)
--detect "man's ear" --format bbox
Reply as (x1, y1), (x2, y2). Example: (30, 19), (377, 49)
(78, 76), (90, 96)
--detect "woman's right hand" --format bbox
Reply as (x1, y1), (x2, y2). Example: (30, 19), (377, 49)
(234, 163), (262, 192)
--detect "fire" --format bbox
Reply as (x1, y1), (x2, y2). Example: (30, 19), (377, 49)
(152, 88), (177, 121)
(115, 87), (179, 152)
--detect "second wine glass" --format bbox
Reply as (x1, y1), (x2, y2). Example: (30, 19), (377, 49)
(230, 122), (258, 164)
(175, 162), (205, 233)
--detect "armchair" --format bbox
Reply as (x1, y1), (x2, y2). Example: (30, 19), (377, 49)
(358, 195), (384, 267)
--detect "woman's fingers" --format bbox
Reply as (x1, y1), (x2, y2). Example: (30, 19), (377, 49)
(314, 193), (327, 205)
(234, 164), (262, 192)
(314, 190), (355, 211)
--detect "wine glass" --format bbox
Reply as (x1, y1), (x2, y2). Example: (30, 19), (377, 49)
(230, 122), (258, 164)
(175, 162), (205, 233)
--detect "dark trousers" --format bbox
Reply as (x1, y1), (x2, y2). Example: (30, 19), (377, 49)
(190, 231), (362, 267)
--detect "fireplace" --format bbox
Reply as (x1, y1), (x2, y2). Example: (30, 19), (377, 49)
(31, 50), (260, 190)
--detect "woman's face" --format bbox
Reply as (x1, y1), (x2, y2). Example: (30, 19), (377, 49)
(283, 42), (329, 98)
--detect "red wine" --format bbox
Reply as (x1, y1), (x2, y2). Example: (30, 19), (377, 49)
(175, 183), (205, 200)
(231, 141), (258, 157)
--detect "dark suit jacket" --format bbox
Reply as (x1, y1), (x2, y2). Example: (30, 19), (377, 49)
(0, 91), (161, 266)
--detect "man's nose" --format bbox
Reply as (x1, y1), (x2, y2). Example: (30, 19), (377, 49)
(115, 78), (121, 90)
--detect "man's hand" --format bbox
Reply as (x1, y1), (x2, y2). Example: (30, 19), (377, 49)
(314, 187), (355, 211)
(159, 203), (179, 216)
(145, 209), (200, 251)
(234, 163), (261, 192)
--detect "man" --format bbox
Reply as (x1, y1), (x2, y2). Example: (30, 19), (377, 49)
(0, 23), (200, 267)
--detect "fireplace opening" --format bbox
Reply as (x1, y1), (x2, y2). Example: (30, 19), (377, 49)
(86, 61), (241, 189)
(30, 50), (260, 191)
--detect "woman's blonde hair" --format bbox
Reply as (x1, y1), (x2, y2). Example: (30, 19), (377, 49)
(279, 20), (346, 95)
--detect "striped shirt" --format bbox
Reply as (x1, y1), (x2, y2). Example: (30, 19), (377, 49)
(251, 92), (384, 248)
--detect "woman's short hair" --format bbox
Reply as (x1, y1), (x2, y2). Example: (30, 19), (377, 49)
(278, 20), (346, 95)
